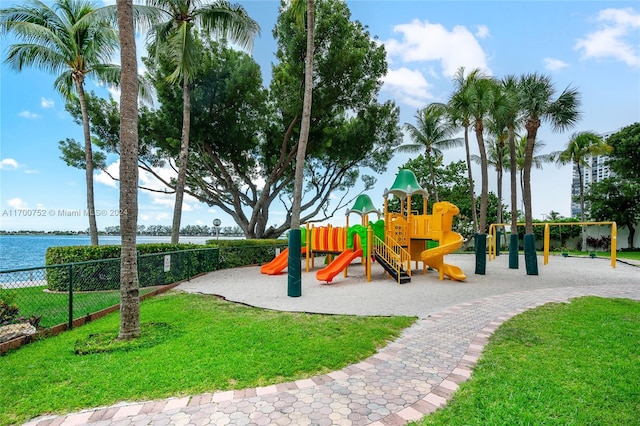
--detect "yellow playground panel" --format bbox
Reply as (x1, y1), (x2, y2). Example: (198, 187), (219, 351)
(488, 221), (618, 268)
(261, 170), (466, 283)
(381, 169), (466, 282)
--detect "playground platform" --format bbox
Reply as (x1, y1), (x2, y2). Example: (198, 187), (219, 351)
(24, 254), (639, 426)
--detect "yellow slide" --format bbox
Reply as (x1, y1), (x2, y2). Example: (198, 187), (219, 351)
(420, 231), (466, 281)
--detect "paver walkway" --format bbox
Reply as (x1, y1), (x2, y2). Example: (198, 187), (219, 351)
(23, 256), (639, 426)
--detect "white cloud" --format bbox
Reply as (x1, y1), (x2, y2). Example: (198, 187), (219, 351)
(382, 67), (434, 108)
(475, 25), (491, 39)
(18, 110), (40, 119)
(97, 159), (200, 213)
(0, 158), (19, 170)
(7, 198), (28, 209)
(95, 162), (119, 188)
(40, 97), (54, 109)
(575, 7), (640, 67)
(544, 57), (569, 71)
(384, 19), (491, 78)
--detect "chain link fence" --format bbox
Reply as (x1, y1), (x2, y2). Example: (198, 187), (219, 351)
(0, 243), (289, 351)
(0, 248), (221, 347)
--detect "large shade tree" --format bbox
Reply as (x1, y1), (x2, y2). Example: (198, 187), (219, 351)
(145, 0), (260, 244)
(397, 103), (463, 202)
(517, 73), (581, 274)
(551, 130), (612, 250)
(1, 0), (122, 245)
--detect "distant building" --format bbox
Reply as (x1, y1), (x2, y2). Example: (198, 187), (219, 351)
(570, 131), (614, 217)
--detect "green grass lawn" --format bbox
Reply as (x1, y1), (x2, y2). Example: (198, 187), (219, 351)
(412, 297), (640, 426)
(0, 291), (415, 426)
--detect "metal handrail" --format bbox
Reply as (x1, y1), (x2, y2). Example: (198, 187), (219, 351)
(372, 235), (411, 284)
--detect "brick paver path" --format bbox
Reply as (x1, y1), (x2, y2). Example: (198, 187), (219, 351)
(25, 281), (639, 426)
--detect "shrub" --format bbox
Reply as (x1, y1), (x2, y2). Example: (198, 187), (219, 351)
(0, 293), (20, 325)
(45, 244), (220, 292)
(209, 239), (288, 269)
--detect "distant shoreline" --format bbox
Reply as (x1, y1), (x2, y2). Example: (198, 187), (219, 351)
(0, 232), (244, 237)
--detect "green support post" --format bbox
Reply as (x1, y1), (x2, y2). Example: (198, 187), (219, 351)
(288, 229), (302, 297)
(524, 233), (538, 275)
(509, 233), (519, 269)
(495, 231), (501, 256)
(474, 233), (486, 275)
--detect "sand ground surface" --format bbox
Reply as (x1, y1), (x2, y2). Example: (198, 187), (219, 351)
(178, 253), (639, 318)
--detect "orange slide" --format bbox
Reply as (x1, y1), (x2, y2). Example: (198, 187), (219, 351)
(260, 247), (306, 275)
(316, 249), (363, 283)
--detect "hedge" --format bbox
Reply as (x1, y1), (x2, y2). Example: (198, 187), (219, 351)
(209, 239), (288, 269)
(45, 243), (219, 292)
(44, 240), (287, 292)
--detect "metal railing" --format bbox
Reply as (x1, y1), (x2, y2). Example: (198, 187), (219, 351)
(372, 235), (411, 284)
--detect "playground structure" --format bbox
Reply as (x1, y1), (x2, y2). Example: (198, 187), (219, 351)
(488, 221), (618, 268)
(261, 169), (467, 283)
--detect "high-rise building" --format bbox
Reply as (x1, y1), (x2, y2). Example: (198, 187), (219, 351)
(570, 131), (614, 217)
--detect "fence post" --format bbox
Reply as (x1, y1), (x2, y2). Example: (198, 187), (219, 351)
(68, 264), (74, 330)
(188, 251), (192, 281)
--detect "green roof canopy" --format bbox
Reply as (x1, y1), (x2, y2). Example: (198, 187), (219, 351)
(384, 169), (428, 199)
(347, 194), (380, 217)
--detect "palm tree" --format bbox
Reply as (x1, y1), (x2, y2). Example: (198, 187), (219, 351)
(517, 73), (581, 274)
(290, 0), (314, 231)
(1, 0), (122, 245)
(465, 69), (500, 234)
(116, 0), (140, 340)
(449, 67), (479, 234)
(551, 131), (612, 251)
(499, 75), (521, 268)
(146, 0), (260, 244)
(398, 103), (463, 202)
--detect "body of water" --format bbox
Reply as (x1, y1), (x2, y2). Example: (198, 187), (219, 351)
(0, 235), (215, 270)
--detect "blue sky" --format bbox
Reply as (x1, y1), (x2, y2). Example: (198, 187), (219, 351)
(1, 0), (639, 233)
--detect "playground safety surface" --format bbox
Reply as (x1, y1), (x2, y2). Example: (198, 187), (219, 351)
(25, 254), (639, 426)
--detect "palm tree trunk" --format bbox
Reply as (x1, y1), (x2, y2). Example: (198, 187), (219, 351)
(171, 79), (191, 244)
(427, 153), (439, 202)
(508, 126), (518, 269)
(509, 127), (518, 231)
(116, 0), (140, 340)
(475, 124), (488, 233)
(577, 163), (587, 251)
(523, 134), (535, 234)
(76, 79), (99, 245)
(290, 0), (314, 230)
(463, 125), (478, 233)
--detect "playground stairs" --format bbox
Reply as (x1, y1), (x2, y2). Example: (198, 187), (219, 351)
(374, 253), (411, 284)
(373, 236), (412, 284)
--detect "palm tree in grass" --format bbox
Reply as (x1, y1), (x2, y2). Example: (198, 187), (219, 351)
(398, 103), (463, 202)
(551, 131), (612, 251)
(517, 73), (581, 274)
(1, 0), (121, 245)
(116, 0), (140, 340)
(146, 0), (259, 244)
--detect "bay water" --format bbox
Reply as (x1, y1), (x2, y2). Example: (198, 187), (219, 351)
(0, 235), (214, 271)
